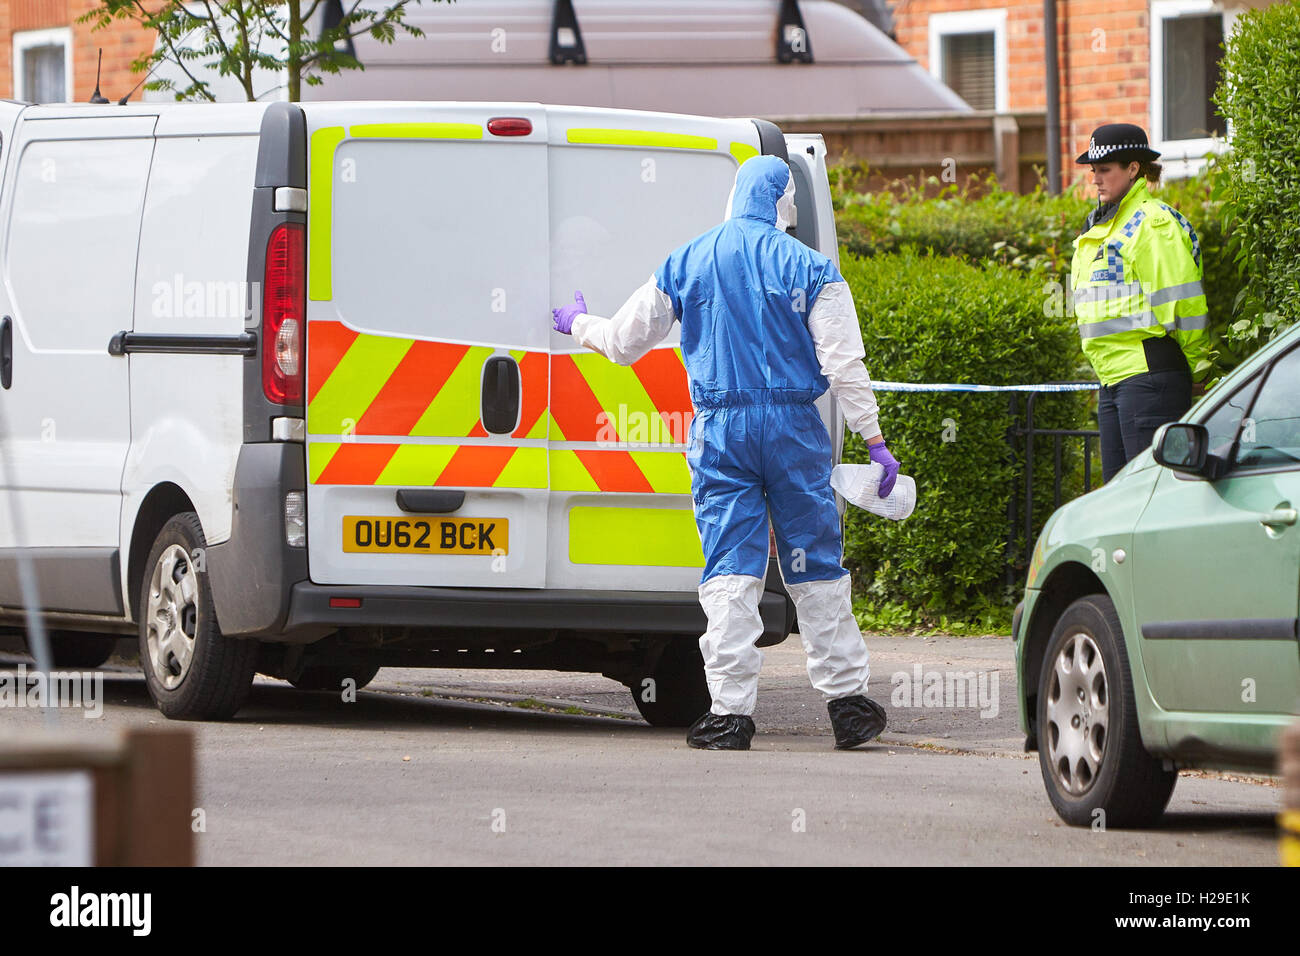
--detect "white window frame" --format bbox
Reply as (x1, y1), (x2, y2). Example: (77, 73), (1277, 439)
(13, 27), (74, 104)
(1150, 0), (1238, 178)
(928, 9), (1008, 113)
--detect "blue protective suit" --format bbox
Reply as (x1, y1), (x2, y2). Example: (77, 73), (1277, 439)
(655, 156), (848, 585)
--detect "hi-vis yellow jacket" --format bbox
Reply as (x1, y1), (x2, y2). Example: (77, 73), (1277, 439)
(1071, 178), (1210, 386)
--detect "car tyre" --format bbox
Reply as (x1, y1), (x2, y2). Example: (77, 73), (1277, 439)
(26, 631), (117, 669)
(630, 637), (712, 728)
(1037, 594), (1176, 827)
(138, 513), (257, 720)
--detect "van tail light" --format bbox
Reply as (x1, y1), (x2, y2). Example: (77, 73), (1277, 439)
(263, 223), (305, 405)
(487, 117), (532, 136)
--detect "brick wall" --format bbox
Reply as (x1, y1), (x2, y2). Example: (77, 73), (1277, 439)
(893, 0), (1152, 188)
(2, 1), (154, 104)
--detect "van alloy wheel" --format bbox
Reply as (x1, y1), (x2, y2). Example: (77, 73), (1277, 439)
(145, 544), (200, 690)
(1045, 631), (1109, 796)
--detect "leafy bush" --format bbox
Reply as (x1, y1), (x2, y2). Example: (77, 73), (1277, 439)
(830, 170), (1088, 274)
(838, 249), (1088, 624)
(1213, 1), (1300, 348)
(831, 166), (1247, 380)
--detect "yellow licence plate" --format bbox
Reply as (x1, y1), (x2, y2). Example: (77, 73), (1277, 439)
(342, 516), (508, 555)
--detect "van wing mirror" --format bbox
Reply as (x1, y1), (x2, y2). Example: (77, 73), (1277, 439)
(1153, 422), (1226, 478)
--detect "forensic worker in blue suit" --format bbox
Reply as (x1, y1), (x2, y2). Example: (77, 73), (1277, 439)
(552, 155), (896, 751)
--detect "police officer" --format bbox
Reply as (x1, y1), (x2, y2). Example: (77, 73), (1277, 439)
(1072, 123), (1210, 481)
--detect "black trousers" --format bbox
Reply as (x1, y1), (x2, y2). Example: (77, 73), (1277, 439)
(1097, 365), (1192, 482)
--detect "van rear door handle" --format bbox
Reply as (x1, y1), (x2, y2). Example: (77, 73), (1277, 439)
(1, 316), (12, 389)
(480, 355), (520, 435)
(1260, 508), (1297, 529)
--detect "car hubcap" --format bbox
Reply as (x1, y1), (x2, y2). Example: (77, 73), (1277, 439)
(146, 545), (199, 691)
(1046, 631), (1109, 795)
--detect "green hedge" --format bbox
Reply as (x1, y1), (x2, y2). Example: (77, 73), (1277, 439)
(838, 249), (1087, 627)
(1214, 0), (1300, 349)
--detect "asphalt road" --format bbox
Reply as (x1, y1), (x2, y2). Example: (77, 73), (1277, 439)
(1, 633), (1281, 865)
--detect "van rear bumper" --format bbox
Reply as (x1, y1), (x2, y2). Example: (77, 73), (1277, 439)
(276, 557), (796, 646)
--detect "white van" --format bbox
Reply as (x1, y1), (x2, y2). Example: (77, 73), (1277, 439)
(0, 100), (845, 724)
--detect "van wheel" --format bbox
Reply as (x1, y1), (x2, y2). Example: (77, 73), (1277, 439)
(26, 631), (116, 668)
(1036, 594), (1176, 827)
(138, 513), (257, 720)
(288, 662), (380, 692)
(630, 638), (712, 727)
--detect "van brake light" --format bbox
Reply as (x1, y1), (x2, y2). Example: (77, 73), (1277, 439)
(263, 223), (305, 405)
(487, 117), (532, 136)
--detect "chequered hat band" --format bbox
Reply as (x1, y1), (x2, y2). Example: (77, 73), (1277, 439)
(1087, 138), (1149, 160)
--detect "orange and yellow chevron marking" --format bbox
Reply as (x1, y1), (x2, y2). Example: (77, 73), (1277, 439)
(311, 442), (547, 489)
(307, 321), (548, 440)
(550, 347), (692, 443)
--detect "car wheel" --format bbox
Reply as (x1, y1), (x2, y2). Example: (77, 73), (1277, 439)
(26, 631), (117, 668)
(630, 637), (712, 727)
(138, 513), (257, 720)
(1037, 594), (1176, 827)
(287, 662), (380, 692)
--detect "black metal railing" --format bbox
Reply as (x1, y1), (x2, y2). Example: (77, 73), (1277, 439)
(1005, 385), (1100, 586)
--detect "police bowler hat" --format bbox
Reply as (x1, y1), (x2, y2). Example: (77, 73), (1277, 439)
(1076, 123), (1161, 165)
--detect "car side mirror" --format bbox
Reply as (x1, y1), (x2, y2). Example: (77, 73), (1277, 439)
(1153, 422), (1227, 478)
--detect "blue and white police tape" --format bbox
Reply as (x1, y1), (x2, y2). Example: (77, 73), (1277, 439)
(870, 382), (1099, 393)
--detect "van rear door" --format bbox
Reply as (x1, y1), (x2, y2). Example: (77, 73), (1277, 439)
(300, 105), (551, 588)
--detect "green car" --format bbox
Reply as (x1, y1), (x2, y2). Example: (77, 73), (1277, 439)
(1014, 322), (1300, 827)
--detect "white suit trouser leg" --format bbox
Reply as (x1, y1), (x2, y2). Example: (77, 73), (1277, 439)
(697, 573), (766, 716)
(783, 574), (870, 701)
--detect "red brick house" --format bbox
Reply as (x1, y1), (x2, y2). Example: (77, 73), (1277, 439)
(2, 1), (154, 105)
(892, 0), (1274, 184)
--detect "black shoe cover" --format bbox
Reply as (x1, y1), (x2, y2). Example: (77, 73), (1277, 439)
(686, 712), (756, 750)
(828, 695), (887, 749)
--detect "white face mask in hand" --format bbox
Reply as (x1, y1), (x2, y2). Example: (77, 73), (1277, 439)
(831, 462), (916, 521)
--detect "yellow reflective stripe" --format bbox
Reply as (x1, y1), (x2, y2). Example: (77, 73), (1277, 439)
(730, 142), (760, 164)
(309, 442), (341, 483)
(525, 409), (551, 440)
(493, 447), (548, 488)
(627, 451), (692, 494)
(566, 128), (719, 150)
(573, 352), (677, 444)
(308, 334), (412, 435)
(374, 443), (458, 485)
(350, 122), (483, 140)
(409, 345), (494, 437)
(569, 507), (704, 567)
(549, 449), (599, 491)
(308, 126), (345, 302)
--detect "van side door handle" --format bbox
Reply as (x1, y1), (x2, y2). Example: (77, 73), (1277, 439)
(480, 355), (520, 435)
(1, 316), (12, 390)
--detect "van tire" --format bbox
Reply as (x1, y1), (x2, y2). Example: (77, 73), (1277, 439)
(630, 638), (712, 727)
(1036, 594), (1176, 827)
(138, 513), (257, 721)
(288, 662), (381, 692)
(26, 631), (116, 668)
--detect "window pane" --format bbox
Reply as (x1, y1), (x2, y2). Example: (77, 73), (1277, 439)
(1163, 15), (1226, 141)
(941, 32), (995, 111)
(1199, 371), (1260, 455)
(1235, 348), (1300, 469)
(23, 43), (66, 103)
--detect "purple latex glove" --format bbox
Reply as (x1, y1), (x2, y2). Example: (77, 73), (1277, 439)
(868, 440), (899, 499)
(552, 291), (588, 335)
